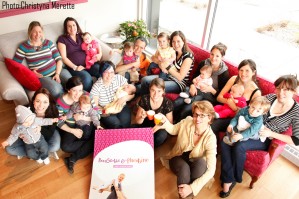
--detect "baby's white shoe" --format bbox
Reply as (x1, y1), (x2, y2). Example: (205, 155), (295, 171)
(179, 92), (189, 99)
(43, 157), (50, 165)
(36, 159), (43, 164)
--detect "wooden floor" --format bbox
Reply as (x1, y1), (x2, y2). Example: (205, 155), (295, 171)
(1, 100), (299, 199)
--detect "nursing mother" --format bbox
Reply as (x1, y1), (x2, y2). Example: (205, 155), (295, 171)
(14, 21), (72, 99)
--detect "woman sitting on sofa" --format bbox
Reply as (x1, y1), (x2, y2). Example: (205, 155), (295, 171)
(211, 59), (261, 140)
(173, 42), (230, 122)
(57, 17), (102, 92)
(91, 61), (133, 129)
(6, 88), (60, 160)
(137, 31), (194, 95)
(13, 21), (72, 99)
(219, 74), (299, 198)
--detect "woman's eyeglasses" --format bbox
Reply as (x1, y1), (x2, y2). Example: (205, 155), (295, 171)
(193, 113), (209, 118)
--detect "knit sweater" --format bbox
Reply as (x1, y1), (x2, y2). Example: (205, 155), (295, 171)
(13, 39), (62, 77)
(160, 116), (217, 196)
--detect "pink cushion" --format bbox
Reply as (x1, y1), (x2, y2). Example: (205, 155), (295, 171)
(165, 93), (179, 101)
(245, 150), (270, 177)
(5, 58), (41, 91)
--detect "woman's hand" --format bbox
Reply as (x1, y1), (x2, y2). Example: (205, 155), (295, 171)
(200, 84), (212, 93)
(1, 141), (9, 148)
(52, 73), (61, 83)
(33, 70), (43, 78)
(189, 84), (198, 97)
(259, 127), (273, 138)
(77, 65), (85, 71)
(178, 184), (193, 199)
(70, 128), (83, 139)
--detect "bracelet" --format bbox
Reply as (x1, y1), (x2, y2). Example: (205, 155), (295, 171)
(166, 64), (172, 71)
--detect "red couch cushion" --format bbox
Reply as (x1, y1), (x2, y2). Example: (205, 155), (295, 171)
(5, 58), (41, 91)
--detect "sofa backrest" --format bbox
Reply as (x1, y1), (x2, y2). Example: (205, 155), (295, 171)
(188, 43), (276, 96)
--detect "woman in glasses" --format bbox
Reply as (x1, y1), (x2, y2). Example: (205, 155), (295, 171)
(90, 61), (134, 129)
(13, 21), (72, 99)
(154, 101), (217, 199)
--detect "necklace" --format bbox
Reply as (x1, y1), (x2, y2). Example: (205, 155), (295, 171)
(194, 126), (208, 136)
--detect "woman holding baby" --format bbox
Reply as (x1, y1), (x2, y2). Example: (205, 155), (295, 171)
(57, 17), (102, 91)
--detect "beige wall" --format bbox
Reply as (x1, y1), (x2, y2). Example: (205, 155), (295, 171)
(0, 0), (138, 37)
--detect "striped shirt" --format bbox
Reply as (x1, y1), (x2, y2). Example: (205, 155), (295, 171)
(264, 94), (299, 144)
(168, 51), (194, 91)
(13, 39), (61, 77)
(56, 91), (94, 128)
(90, 74), (127, 107)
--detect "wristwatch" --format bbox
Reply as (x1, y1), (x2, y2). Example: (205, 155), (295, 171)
(166, 64), (173, 71)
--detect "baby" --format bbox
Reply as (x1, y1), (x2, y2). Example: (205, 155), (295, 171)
(183, 65), (213, 104)
(1, 105), (58, 165)
(81, 32), (100, 69)
(122, 42), (140, 83)
(66, 94), (103, 140)
(147, 32), (176, 80)
(103, 84), (136, 114)
(214, 84), (247, 118)
(224, 96), (271, 146)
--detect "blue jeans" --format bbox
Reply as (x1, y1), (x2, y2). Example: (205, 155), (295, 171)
(25, 135), (48, 160)
(67, 62), (100, 92)
(147, 62), (169, 80)
(220, 138), (270, 183)
(100, 105), (131, 129)
(154, 129), (168, 148)
(5, 130), (61, 157)
(137, 75), (181, 95)
(40, 69), (72, 99)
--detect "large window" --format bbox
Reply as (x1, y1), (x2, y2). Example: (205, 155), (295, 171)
(146, 0), (299, 82)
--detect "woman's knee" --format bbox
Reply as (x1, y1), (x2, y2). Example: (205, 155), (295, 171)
(154, 130), (168, 147)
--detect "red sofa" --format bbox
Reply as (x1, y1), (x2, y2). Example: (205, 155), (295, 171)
(176, 43), (297, 188)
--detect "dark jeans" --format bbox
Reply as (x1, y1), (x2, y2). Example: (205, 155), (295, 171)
(25, 135), (48, 160)
(78, 124), (94, 141)
(67, 62), (100, 92)
(220, 138), (270, 183)
(210, 118), (232, 141)
(100, 105), (131, 129)
(147, 62), (169, 80)
(60, 127), (95, 162)
(169, 151), (207, 185)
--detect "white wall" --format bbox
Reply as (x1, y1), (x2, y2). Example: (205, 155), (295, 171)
(0, 0), (138, 37)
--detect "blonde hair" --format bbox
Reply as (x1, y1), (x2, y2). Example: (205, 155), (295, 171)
(28, 21), (44, 41)
(79, 95), (91, 105)
(192, 101), (215, 124)
(249, 96), (271, 114)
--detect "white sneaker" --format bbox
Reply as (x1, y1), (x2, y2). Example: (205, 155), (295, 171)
(215, 112), (220, 119)
(43, 157), (50, 165)
(179, 92), (189, 98)
(36, 159), (43, 164)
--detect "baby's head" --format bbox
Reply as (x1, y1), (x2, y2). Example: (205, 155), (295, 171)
(248, 96), (270, 117)
(123, 42), (134, 57)
(118, 173), (125, 182)
(230, 84), (245, 98)
(79, 94), (92, 112)
(157, 32), (170, 49)
(199, 65), (213, 79)
(82, 32), (92, 44)
(15, 105), (36, 127)
(123, 84), (136, 95)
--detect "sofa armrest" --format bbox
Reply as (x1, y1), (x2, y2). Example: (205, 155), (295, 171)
(0, 61), (29, 105)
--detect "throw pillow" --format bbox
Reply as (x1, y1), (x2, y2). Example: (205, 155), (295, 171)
(4, 58), (41, 91)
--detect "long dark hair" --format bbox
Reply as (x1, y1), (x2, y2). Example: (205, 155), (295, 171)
(170, 30), (192, 54)
(30, 88), (59, 118)
(65, 76), (83, 91)
(63, 17), (83, 36)
(235, 59), (258, 85)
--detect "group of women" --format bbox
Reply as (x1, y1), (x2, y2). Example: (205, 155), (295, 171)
(5, 16), (299, 199)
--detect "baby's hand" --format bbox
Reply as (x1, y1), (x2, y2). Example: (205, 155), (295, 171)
(97, 125), (104, 130)
(227, 125), (233, 133)
(59, 115), (67, 121)
(1, 141), (9, 148)
(53, 118), (59, 123)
